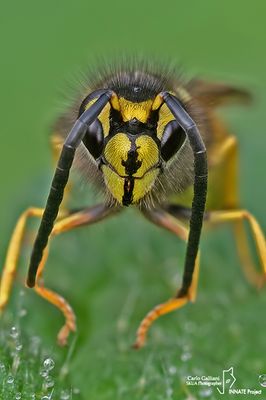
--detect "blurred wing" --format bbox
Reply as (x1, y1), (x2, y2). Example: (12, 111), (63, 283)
(170, 79), (250, 210)
(187, 79), (252, 108)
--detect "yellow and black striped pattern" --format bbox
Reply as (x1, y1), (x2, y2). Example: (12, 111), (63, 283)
(99, 96), (165, 205)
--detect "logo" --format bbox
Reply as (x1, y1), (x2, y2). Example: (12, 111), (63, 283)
(185, 366), (264, 396)
(259, 375), (266, 387)
(217, 367), (236, 394)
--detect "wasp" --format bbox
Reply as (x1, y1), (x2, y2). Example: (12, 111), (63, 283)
(0, 60), (265, 347)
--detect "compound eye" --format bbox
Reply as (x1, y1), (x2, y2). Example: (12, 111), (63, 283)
(161, 120), (186, 162)
(82, 119), (104, 159)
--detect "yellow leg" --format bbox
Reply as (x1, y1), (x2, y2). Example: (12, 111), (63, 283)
(30, 204), (114, 345)
(0, 207), (44, 312)
(208, 210), (266, 288)
(204, 135), (266, 287)
(201, 133), (266, 286)
(134, 209), (200, 349)
(1, 204), (115, 345)
(0, 207), (74, 346)
(32, 244), (76, 346)
(207, 135), (239, 210)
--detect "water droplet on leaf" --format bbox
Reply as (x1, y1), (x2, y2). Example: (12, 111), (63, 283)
(168, 365), (177, 375)
(43, 357), (55, 371)
(10, 326), (19, 339)
(60, 389), (70, 400)
(181, 351), (192, 362)
(7, 375), (14, 384)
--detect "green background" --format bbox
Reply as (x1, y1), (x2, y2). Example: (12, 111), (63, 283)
(0, 1), (265, 399)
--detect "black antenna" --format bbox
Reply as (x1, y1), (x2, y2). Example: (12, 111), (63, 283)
(162, 92), (208, 296)
(27, 90), (113, 287)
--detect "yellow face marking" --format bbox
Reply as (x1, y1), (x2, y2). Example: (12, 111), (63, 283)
(102, 166), (122, 202)
(104, 133), (131, 176)
(110, 93), (121, 111)
(85, 99), (110, 137)
(84, 95), (155, 138)
(102, 133), (160, 204)
(152, 93), (164, 110)
(118, 98), (153, 122)
(97, 103), (111, 137)
(104, 134), (159, 178)
(134, 136), (159, 177)
(156, 103), (175, 140)
(152, 88), (191, 140)
(132, 169), (159, 202)
(102, 165), (159, 204)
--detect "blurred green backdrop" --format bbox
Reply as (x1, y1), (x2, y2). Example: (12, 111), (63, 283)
(0, 1), (265, 399)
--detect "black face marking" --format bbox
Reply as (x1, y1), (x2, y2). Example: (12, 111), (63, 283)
(121, 141), (142, 205)
(147, 109), (159, 129)
(109, 107), (123, 133)
(122, 143), (142, 175)
(112, 86), (155, 102)
(127, 119), (149, 135)
(107, 105), (159, 140)
(104, 68), (171, 103)
(122, 177), (134, 206)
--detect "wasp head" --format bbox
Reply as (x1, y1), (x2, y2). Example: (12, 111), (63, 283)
(81, 92), (186, 206)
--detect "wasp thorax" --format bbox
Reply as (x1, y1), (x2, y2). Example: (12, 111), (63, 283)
(102, 132), (160, 206)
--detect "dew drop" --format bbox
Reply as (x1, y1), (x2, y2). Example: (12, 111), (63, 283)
(40, 368), (48, 378)
(7, 375), (14, 384)
(73, 387), (80, 395)
(15, 393), (22, 399)
(10, 326), (19, 339)
(43, 357), (55, 371)
(138, 376), (146, 388)
(0, 362), (5, 372)
(16, 343), (23, 351)
(166, 387), (173, 397)
(44, 376), (55, 388)
(19, 308), (27, 318)
(168, 365), (177, 375)
(60, 389), (70, 400)
(181, 351), (192, 362)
